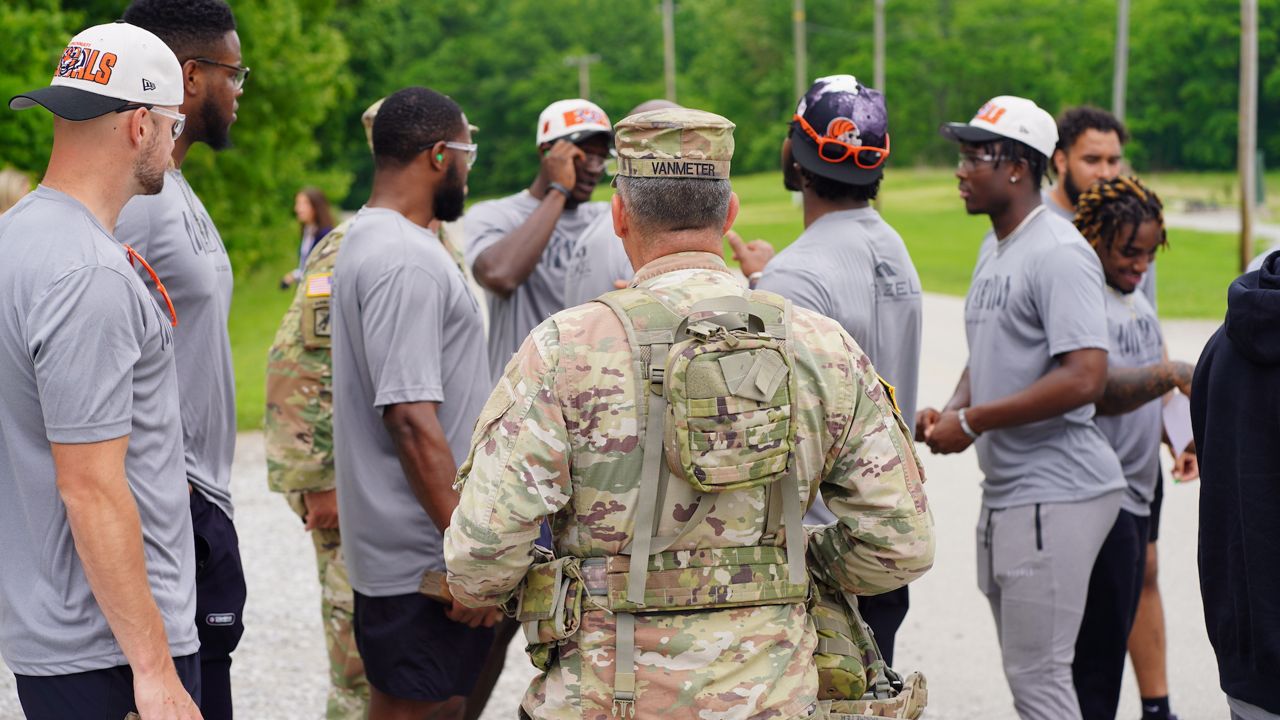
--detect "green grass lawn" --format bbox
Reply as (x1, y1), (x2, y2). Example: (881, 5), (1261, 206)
(727, 168), (1243, 318)
(232, 168), (1245, 428)
(229, 270), (294, 430)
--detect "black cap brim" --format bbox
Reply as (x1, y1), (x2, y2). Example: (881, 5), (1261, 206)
(555, 128), (614, 147)
(9, 85), (131, 121)
(938, 122), (1005, 146)
(789, 126), (885, 185)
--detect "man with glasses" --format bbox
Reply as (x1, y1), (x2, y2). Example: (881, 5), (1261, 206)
(1, 22), (201, 719)
(115, 1), (247, 717)
(466, 98), (613, 382)
(919, 96), (1126, 720)
(331, 86), (501, 720)
(728, 75), (921, 666)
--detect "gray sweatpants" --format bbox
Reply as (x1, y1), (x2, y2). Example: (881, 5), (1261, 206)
(976, 490), (1123, 720)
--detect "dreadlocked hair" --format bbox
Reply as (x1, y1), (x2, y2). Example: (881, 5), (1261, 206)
(1073, 175), (1168, 251)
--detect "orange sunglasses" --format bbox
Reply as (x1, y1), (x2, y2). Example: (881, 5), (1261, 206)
(123, 244), (178, 328)
(793, 114), (891, 169)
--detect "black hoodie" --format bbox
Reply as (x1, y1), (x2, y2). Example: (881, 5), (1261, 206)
(1190, 253), (1280, 713)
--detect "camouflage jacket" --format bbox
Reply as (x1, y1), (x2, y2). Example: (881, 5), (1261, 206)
(265, 220), (349, 494)
(444, 251), (934, 720)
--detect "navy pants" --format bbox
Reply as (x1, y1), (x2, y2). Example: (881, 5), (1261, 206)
(1073, 508), (1150, 720)
(16, 653), (201, 720)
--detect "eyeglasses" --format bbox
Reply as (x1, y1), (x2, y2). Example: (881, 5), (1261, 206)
(123, 244), (178, 327)
(423, 141), (478, 169)
(116, 104), (187, 139)
(193, 58), (250, 89)
(957, 153), (1001, 172)
(792, 114), (890, 169)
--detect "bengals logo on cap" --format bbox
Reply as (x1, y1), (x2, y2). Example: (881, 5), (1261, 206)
(562, 107), (608, 128)
(974, 101), (1007, 125)
(825, 117), (862, 145)
(56, 43), (116, 86)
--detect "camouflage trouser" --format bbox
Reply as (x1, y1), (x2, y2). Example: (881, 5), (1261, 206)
(287, 493), (370, 720)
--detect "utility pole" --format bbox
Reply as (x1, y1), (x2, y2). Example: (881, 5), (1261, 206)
(1239, 0), (1258, 271)
(793, 0), (807, 100)
(874, 0), (885, 92)
(564, 54), (601, 99)
(662, 0), (677, 101)
(1112, 0), (1130, 122)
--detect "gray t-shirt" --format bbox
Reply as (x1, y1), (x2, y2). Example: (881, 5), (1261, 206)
(465, 191), (608, 381)
(0, 187), (198, 675)
(756, 208), (922, 526)
(1095, 287), (1165, 517)
(333, 207), (490, 595)
(1042, 187), (1156, 308)
(563, 211), (633, 307)
(965, 205), (1126, 508)
(116, 169), (236, 519)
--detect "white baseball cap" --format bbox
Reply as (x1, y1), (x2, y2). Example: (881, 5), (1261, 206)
(10, 21), (183, 121)
(939, 95), (1058, 160)
(536, 98), (612, 146)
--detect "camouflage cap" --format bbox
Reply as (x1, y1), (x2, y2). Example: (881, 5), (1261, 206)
(613, 108), (734, 183)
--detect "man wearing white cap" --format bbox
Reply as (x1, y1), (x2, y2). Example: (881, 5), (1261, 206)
(466, 98), (612, 382)
(918, 96), (1125, 720)
(1, 22), (201, 719)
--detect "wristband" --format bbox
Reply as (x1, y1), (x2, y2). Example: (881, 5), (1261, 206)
(547, 182), (572, 199)
(958, 407), (981, 440)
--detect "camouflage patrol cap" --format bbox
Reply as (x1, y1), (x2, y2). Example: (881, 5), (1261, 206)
(612, 108), (734, 185)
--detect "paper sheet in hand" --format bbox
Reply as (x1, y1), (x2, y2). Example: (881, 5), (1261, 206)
(1163, 391), (1193, 455)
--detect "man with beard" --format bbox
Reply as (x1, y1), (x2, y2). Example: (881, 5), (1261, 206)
(728, 75), (921, 666)
(115, 2), (247, 716)
(1, 22), (200, 719)
(466, 98), (612, 382)
(1048, 106), (1182, 720)
(921, 96), (1125, 720)
(331, 86), (501, 720)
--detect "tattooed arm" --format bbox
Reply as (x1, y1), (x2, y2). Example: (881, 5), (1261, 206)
(1095, 359), (1193, 416)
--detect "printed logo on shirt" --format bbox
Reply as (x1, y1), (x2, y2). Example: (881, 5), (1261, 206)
(1112, 315), (1161, 358)
(967, 274), (1012, 313)
(874, 260), (922, 299)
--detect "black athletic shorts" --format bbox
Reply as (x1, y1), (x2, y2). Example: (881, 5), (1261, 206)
(1149, 467), (1164, 543)
(353, 590), (494, 701)
(189, 489), (247, 720)
(15, 653), (200, 719)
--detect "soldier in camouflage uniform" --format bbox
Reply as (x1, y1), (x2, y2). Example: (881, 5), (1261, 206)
(262, 98), (390, 720)
(265, 216), (370, 720)
(443, 108), (934, 719)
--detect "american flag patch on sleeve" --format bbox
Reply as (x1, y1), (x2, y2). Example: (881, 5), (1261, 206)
(305, 272), (333, 297)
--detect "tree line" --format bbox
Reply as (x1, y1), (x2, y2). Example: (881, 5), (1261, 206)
(2, 0), (1276, 271)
